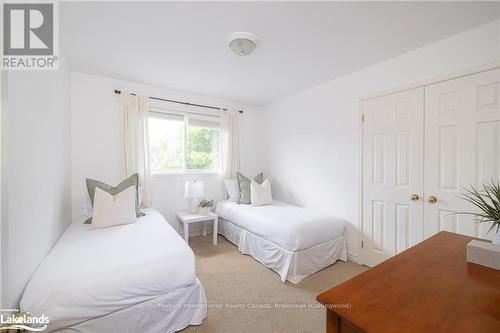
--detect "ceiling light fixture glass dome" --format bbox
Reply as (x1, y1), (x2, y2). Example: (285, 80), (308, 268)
(227, 32), (258, 56)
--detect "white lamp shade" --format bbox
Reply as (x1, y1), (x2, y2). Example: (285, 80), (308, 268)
(185, 180), (204, 199)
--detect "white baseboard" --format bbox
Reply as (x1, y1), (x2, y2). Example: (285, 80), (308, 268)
(347, 251), (361, 264)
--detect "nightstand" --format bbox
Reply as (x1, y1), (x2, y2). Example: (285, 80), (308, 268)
(175, 211), (218, 245)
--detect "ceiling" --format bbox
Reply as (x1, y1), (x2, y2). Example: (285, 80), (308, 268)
(61, 2), (500, 106)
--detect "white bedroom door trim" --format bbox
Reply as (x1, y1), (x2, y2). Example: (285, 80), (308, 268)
(360, 65), (500, 267)
(360, 61), (499, 101)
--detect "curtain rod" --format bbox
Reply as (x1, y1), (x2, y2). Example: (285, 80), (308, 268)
(114, 89), (243, 114)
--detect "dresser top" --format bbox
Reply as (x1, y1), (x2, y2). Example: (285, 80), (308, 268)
(317, 231), (500, 333)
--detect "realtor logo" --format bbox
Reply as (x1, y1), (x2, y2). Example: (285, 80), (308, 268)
(0, 309), (49, 331)
(2, 2), (59, 70)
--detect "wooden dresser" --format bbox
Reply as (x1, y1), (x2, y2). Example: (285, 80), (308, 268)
(316, 232), (500, 333)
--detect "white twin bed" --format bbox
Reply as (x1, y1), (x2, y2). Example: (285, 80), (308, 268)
(20, 209), (207, 333)
(216, 200), (347, 283)
(19, 199), (347, 332)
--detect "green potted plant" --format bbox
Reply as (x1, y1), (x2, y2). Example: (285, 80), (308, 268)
(199, 199), (215, 213)
(459, 180), (500, 245)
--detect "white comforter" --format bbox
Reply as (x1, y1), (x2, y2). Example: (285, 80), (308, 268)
(215, 200), (346, 251)
(20, 209), (197, 331)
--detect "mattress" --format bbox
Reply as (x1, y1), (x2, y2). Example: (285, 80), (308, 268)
(215, 200), (347, 251)
(20, 209), (199, 332)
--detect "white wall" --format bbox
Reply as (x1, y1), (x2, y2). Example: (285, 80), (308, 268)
(1, 61), (71, 307)
(263, 20), (500, 262)
(70, 73), (264, 231)
(0, 70), (4, 306)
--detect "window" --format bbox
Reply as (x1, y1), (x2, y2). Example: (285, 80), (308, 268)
(149, 110), (221, 174)
(186, 116), (221, 171)
(149, 113), (185, 172)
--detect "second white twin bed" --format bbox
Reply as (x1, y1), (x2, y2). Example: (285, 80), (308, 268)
(216, 200), (347, 283)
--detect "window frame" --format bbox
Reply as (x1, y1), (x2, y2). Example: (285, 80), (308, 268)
(149, 107), (223, 176)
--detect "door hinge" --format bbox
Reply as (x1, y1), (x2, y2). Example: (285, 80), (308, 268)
(361, 240), (364, 248)
(361, 114), (365, 122)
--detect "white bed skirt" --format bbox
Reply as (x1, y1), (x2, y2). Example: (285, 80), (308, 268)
(219, 218), (347, 284)
(58, 279), (207, 333)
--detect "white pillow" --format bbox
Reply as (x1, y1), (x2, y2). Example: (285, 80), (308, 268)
(251, 179), (272, 206)
(224, 179), (240, 202)
(91, 186), (137, 229)
(82, 186), (142, 218)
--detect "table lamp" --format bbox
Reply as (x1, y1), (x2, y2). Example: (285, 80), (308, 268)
(185, 180), (204, 214)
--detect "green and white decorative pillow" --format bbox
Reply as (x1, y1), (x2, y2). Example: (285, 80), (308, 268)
(85, 173), (144, 223)
(91, 186), (137, 229)
(237, 172), (264, 204)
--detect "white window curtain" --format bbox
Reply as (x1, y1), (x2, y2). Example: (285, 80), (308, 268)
(122, 93), (153, 207)
(222, 110), (241, 179)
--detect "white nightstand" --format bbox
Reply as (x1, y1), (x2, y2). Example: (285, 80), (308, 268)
(176, 211), (218, 245)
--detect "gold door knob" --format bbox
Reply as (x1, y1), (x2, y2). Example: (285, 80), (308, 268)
(410, 194), (420, 201)
(428, 195), (437, 203)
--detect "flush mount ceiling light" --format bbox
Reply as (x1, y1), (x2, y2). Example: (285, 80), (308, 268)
(227, 32), (258, 56)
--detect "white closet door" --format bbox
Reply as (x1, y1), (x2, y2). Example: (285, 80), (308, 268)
(362, 88), (424, 267)
(424, 69), (500, 240)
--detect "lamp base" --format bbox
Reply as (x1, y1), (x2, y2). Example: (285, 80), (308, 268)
(189, 199), (201, 214)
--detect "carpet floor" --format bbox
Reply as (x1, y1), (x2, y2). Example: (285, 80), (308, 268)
(180, 235), (368, 333)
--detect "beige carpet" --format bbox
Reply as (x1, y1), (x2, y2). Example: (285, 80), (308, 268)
(180, 235), (368, 333)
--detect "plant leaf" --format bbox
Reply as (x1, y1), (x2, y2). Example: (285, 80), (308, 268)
(457, 180), (500, 233)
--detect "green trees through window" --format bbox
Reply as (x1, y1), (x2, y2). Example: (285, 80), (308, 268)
(149, 113), (221, 173)
(187, 127), (220, 170)
(149, 116), (184, 172)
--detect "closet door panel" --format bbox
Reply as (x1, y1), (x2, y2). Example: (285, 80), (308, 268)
(362, 87), (424, 266)
(424, 69), (500, 240)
